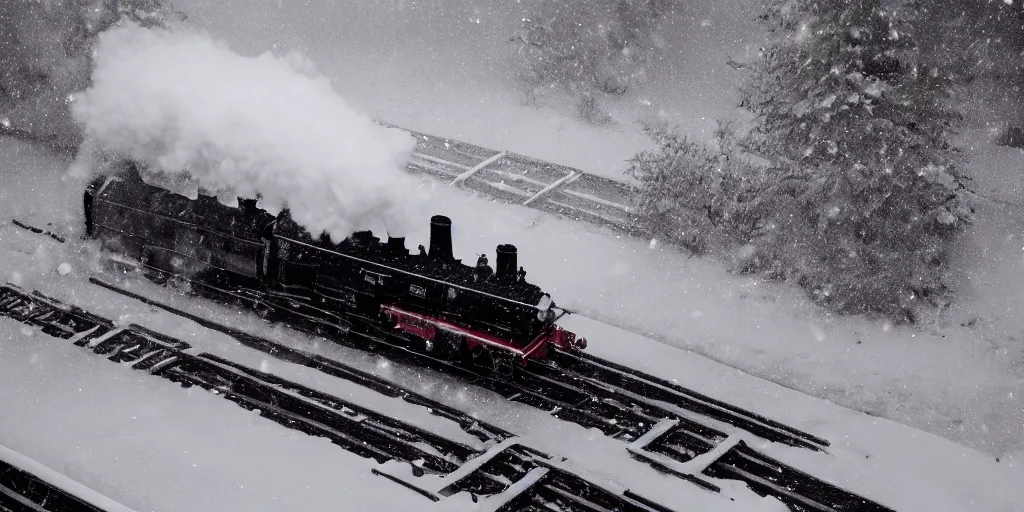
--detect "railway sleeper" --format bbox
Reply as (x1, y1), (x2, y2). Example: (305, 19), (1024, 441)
(161, 355), (473, 473)
(702, 442), (895, 512)
(88, 278), (520, 446)
(0, 286), (112, 344)
(488, 462), (668, 512)
(0, 459), (108, 512)
(426, 447), (670, 512)
(628, 418), (895, 511)
(551, 348), (829, 451)
(643, 418), (728, 463)
(438, 446), (538, 498)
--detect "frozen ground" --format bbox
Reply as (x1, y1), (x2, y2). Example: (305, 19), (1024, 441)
(0, 285), (774, 512)
(1, 133), (1023, 510)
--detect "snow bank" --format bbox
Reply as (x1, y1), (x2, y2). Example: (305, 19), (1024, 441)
(72, 23), (422, 238)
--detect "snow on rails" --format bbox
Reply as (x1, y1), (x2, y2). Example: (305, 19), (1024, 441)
(83, 278), (897, 512)
(0, 284), (677, 512)
(397, 125), (638, 232)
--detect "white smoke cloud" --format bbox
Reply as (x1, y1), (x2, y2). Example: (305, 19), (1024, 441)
(72, 23), (422, 238)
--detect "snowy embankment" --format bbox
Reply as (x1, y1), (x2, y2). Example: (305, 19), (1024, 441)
(413, 168), (1024, 462)
(0, 282), (773, 512)
(1, 134), (1023, 511)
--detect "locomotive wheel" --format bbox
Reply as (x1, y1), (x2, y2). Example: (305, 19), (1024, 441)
(493, 354), (515, 379)
(468, 346), (496, 373)
(167, 274), (192, 293)
(253, 302), (273, 319)
(435, 331), (462, 359)
(309, 321), (327, 337)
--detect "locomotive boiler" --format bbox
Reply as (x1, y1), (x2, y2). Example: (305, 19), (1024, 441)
(83, 165), (586, 372)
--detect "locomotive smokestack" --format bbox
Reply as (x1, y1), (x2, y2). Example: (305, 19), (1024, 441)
(495, 244), (518, 281)
(387, 236), (407, 254)
(428, 215), (454, 262)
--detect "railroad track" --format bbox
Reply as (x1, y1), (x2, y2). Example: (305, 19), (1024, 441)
(542, 349), (830, 449)
(86, 277), (897, 512)
(531, 351), (898, 512)
(0, 284), (676, 512)
(0, 458), (111, 512)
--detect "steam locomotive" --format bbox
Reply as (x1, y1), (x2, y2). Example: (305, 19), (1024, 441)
(83, 165), (586, 372)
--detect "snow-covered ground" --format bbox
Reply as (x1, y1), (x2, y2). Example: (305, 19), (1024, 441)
(1, 132), (1022, 511)
(0, 286), (774, 512)
(1, 1), (1022, 509)
(164, 0), (1024, 461)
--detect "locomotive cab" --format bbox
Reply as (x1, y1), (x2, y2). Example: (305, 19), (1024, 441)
(378, 215), (587, 364)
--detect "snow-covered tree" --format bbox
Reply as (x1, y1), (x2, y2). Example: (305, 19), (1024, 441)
(631, 0), (972, 321)
(914, 0), (1024, 126)
(513, 0), (673, 122)
(627, 123), (769, 256)
(0, 0), (181, 146)
(737, 0), (970, 320)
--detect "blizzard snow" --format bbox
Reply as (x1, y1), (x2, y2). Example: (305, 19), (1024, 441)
(155, 0), (1024, 461)
(73, 23), (424, 238)
(169, 0), (764, 180)
(1, 1), (1023, 510)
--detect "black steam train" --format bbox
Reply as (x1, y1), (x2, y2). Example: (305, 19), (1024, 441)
(83, 166), (586, 370)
